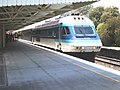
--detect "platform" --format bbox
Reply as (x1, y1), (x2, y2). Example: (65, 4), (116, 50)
(0, 40), (120, 90)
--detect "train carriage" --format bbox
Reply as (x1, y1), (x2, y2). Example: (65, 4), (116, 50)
(32, 15), (102, 52)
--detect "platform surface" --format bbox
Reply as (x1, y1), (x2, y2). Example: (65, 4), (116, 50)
(0, 41), (120, 90)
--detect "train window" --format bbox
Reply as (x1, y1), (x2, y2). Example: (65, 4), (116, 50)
(74, 27), (94, 35)
(62, 27), (70, 35)
(36, 29), (40, 35)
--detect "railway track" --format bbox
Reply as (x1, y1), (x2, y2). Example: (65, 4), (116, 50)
(95, 55), (120, 71)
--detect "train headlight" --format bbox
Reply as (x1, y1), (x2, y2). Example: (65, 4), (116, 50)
(92, 46), (101, 50)
(93, 47), (96, 49)
(82, 47), (85, 49)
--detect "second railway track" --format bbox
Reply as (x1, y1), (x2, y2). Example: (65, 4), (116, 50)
(95, 55), (120, 71)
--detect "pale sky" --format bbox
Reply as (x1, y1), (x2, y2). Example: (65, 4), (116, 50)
(92, 0), (120, 12)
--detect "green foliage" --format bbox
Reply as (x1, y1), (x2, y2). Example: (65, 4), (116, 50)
(115, 26), (120, 46)
(100, 12), (111, 22)
(105, 7), (119, 17)
(114, 16), (120, 46)
(97, 23), (107, 38)
(97, 23), (110, 45)
(97, 17), (120, 46)
(79, 6), (120, 46)
(89, 7), (104, 27)
(88, 6), (120, 46)
(100, 7), (119, 23)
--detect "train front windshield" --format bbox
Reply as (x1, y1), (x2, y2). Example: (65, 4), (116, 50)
(74, 26), (95, 36)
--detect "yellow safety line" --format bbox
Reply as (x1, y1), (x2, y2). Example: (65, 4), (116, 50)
(51, 53), (120, 83)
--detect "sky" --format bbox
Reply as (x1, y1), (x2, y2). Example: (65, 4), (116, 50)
(92, 0), (120, 12)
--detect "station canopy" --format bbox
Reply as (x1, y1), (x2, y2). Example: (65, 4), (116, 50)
(0, 0), (99, 31)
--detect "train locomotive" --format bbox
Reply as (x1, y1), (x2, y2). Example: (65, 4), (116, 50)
(17, 15), (102, 62)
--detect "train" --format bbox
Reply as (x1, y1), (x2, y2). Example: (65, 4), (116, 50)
(15, 14), (102, 62)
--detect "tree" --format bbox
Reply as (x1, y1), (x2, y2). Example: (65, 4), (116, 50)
(115, 27), (120, 46)
(114, 17), (120, 46)
(89, 7), (104, 27)
(105, 7), (119, 17)
(97, 23), (107, 39)
(97, 17), (120, 46)
(97, 23), (108, 45)
(100, 7), (119, 23)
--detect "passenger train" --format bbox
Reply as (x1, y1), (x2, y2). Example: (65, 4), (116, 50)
(16, 14), (102, 62)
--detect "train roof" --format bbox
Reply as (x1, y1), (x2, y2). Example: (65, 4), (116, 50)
(59, 16), (94, 26)
(35, 15), (95, 29)
(15, 15), (95, 32)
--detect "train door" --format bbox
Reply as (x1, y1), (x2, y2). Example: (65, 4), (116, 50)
(54, 25), (62, 50)
(31, 29), (35, 43)
(55, 26), (70, 51)
(60, 26), (71, 51)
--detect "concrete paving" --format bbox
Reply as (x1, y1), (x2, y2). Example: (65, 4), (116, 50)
(0, 41), (120, 90)
(0, 51), (7, 86)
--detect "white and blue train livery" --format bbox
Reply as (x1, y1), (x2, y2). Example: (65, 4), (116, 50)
(31, 15), (102, 53)
(16, 15), (102, 62)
